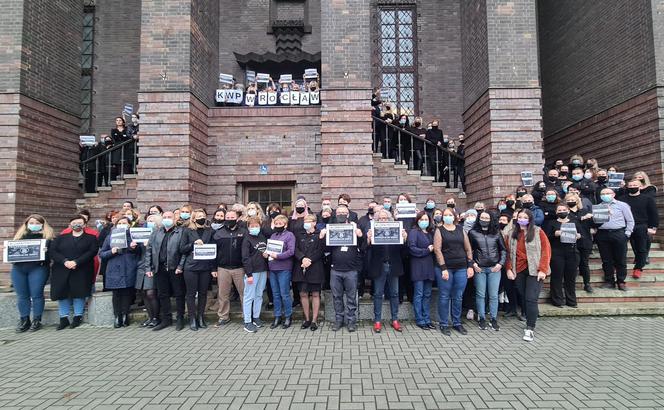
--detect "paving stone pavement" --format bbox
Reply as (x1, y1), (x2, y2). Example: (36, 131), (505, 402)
(0, 316), (663, 409)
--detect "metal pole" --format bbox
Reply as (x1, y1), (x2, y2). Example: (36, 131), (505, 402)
(409, 134), (415, 170)
(435, 149), (440, 183)
(133, 141), (137, 175)
(120, 145), (125, 179)
(94, 158), (99, 193)
(385, 123), (389, 159)
(397, 130), (402, 164)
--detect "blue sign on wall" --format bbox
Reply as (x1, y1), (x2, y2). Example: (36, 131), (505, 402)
(259, 164), (268, 175)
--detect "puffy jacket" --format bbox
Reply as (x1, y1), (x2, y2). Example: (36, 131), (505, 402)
(467, 228), (507, 268)
(213, 225), (246, 269)
(100, 230), (142, 289)
(180, 227), (216, 272)
(242, 233), (269, 276)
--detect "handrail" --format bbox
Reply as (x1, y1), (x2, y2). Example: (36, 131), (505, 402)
(81, 138), (136, 164)
(80, 138), (138, 194)
(373, 117), (464, 161)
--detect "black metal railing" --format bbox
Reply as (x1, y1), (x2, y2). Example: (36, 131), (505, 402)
(371, 117), (464, 189)
(80, 139), (138, 193)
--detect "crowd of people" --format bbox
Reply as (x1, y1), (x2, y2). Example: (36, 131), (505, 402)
(371, 88), (466, 191)
(216, 72), (320, 107)
(8, 154), (658, 342)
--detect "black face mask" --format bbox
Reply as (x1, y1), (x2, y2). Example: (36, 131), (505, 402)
(498, 222), (507, 230)
(295, 207), (305, 214)
(104, 140), (113, 146)
(336, 215), (348, 223)
(225, 220), (237, 229)
(559, 172), (568, 177)
(479, 220), (490, 228)
(522, 202), (533, 209)
(322, 217), (330, 223)
(628, 187), (640, 194)
(367, 208), (374, 215)
(195, 218), (206, 226)
(212, 218), (224, 224)
(269, 211), (280, 219)
(273, 226), (285, 233)
(446, 203), (455, 209)
(506, 200), (515, 207)
(516, 192), (526, 198)
(556, 212), (569, 219)
(548, 176), (558, 183)
(566, 201), (577, 208)
(414, 122), (421, 128)
(597, 176), (607, 183)
(476, 209), (485, 214)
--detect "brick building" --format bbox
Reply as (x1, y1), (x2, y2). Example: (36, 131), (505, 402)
(2, 0), (664, 280)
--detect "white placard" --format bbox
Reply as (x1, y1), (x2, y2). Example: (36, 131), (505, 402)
(290, 91), (300, 105)
(310, 91), (320, 105)
(372, 221), (403, 245)
(592, 204), (610, 224)
(110, 227), (128, 249)
(215, 89), (226, 103)
(521, 171), (534, 187)
(326, 224), (357, 247)
(258, 92), (268, 105)
(608, 172), (624, 189)
(266, 239), (284, 254)
(225, 89), (243, 104)
(280, 91), (290, 105)
(193, 244), (217, 260)
(3, 239), (47, 263)
(278, 74), (292, 83)
(267, 92), (278, 105)
(300, 92), (310, 106)
(256, 73), (270, 83)
(245, 70), (256, 83)
(560, 222), (577, 244)
(80, 135), (96, 146)
(304, 68), (319, 79)
(219, 73), (234, 85)
(129, 227), (152, 244)
(395, 203), (417, 219)
(245, 93), (256, 106)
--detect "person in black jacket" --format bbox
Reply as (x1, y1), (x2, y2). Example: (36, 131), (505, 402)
(570, 167), (597, 205)
(621, 179), (659, 279)
(212, 209), (246, 327)
(366, 209), (408, 333)
(179, 209), (216, 331)
(80, 140), (101, 193)
(544, 205), (582, 308)
(408, 212), (436, 330)
(142, 211), (187, 331)
(565, 193), (594, 293)
(49, 216), (99, 330)
(241, 217), (269, 333)
(293, 214), (326, 330)
(406, 117), (425, 171)
(468, 212), (507, 331)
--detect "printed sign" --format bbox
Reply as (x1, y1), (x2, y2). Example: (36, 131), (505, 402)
(130, 227), (152, 244)
(608, 172), (624, 189)
(246, 70), (256, 83)
(256, 73), (270, 83)
(215, 89), (243, 104)
(280, 91), (290, 105)
(110, 227), (128, 249)
(79, 135), (96, 146)
(304, 68), (319, 79)
(310, 91), (320, 105)
(300, 92), (310, 106)
(3, 239), (47, 263)
(521, 171), (534, 187)
(396, 203), (417, 219)
(193, 244), (217, 260)
(259, 164), (268, 175)
(266, 239), (284, 254)
(592, 204), (610, 224)
(245, 93), (256, 106)
(278, 74), (292, 83)
(560, 223), (578, 244)
(267, 92), (278, 105)
(290, 91), (300, 105)
(123, 103), (133, 115)
(326, 224), (357, 247)
(258, 92), (268, 105)
(219, 73), (234, 85)
(372, 221), (403, 245)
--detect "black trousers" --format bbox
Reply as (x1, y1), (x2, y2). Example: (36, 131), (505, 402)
(549, 246), (579, 307)
(141, 289), (159, 320)
(577, 247), (592, 286)
(630, 224), (649, 270)
(112, 287), (135, 316)
(462, 275), (475, 311)
(596, 229), (628, 284)
(84, 169), (97, 193)
(184, 269), (211, 319)
(155, 267), (185, 321)
(515, 270), (542, 330)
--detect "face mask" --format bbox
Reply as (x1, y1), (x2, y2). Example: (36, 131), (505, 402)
(585, 162), (593, 169)
(398, 200), (408, 204)
(498, 222), (507, 230)
(597, 176), (607, 183)
(247, 209), (257, 217)
(28, 224), (42, 232)
(434, 215), (442, 223)
(517, 219), (529, 227)
(162, 218), (174, 228)
(249, 227), (261, 236)
(498, 205), (507, 211)
(479, 220), (490, 228)
(571, 174), (582, 181)
(584, 172), (592, 179)
(383, 203), (391, 210)
(71, 223), (84, 232)
(554, 210), (569, 219)
(367, 208), (374, 215)
(516, 192), (526, 198)
(628, 187), (640, 195)
(432, 125), (439, 129)
(116, 224), (129, 229)
(546, 195), (556, 203)
(96, 221), (104, 230)
(269, 211), (280, 219)
(566, 201), (577, 208)
(572, 160), (581, 166)
(446, 203), (455, 209)
(399, 119), (406, 125)
(522, 202), (533, 209)
(195, 218), (206, 226)
(414, 122), (421, 127)
(475, 209), (485, 214)
(225, 220), (237, 229)
(562, 185), (569, 193)
(125, 215), (133, 222)
(146, 222), (156, 230)
(506, 200), (515, 207)
(466, 217), (476, 224)
(273, 226), (285, 233)
(426, 202), (435, 210)
(295, 207), (305, 214)
(211, 222), (223, 230)
(180, 212), (190, 220)
(418, 220), (429, 230)
(322, 217), (330, 223)
(442, 215), (455, 225)
(303, 222), (313, 231)
(336, 215), (348, 223)
(104, 140), (113, 145)
(601, 194), (613, 203)
(548, 176), (558, 183)
(559, 171), (568, 177)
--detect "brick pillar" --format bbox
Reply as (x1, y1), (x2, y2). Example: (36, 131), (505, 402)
(136, 0), (219, 211)
(320, 0), (374, 213)
(461, 0), (543, 206)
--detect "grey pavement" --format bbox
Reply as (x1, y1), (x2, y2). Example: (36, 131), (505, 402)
(0, 316), (663, 409)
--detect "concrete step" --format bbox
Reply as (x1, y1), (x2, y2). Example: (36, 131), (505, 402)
(537, 286), (663, 301)
(420, 176), (435, 182)
(406, 170), (421, 176)
(123, 174), (137, 179)
(538, 302), (664, 316)
(97, 186), (112, 192)
(83, 193), (99, 198)
(110, 180), (125, 186)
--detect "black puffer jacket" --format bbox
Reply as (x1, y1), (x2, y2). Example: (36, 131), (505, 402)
(467, 229), (507, 268)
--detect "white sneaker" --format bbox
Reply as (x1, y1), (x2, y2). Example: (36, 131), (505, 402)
(466, 309), (474, 320)
(523, 329), (534, 342)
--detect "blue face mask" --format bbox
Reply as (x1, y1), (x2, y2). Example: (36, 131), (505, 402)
(28, 224), (42, 232)
(498, 205), (507, 211)
(571, 174), (583, 182)
(418, 220), (429, 230)
(443, 215), (455, 225)
(383, 203), (391, 210)
(425, 202), (435, 210)
(146, 222), (156, 230)
(303, 222), (313, 231)
(601, 194), (613, 203)
(180, 212), (190, 220)
(546, 194), (556, 203)
(162, 218), (174, 228)
(249, 227), (261, 236)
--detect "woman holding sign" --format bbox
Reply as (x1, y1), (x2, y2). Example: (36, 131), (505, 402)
(180, 209), (215, 331)
(49, 215), (99, 330)
(266, 215), (296, 329)
(100, 216), (142, 328)
(408, 212), (436, 330)
(544, 205), (582, 308)
(10, 214), (54, 332)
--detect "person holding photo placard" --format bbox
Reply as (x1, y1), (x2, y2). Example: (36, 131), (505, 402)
(266, 215), (296, 329)
(293, 214), (325, 331)
(180, 209), (215, 331)
(544, 205), (582, 308)
(10, 214), (54, 332)
(49, 216), (99, 330)
(100, 217), (142, 328)
(595, 188), (634, 291)
(565, 193), (595, 293)
(408, 212), (436, 330)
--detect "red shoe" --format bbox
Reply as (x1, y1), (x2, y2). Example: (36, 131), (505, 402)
(391, 320), (402, 332)
(632, 269), (642, 279)
(373, 322), (381, 333)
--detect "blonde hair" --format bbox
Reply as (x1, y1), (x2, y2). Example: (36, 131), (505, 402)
(273, 215), (289, 226)
(564, 193), (582, 210)
(188, 208), (208, 230)
(634, 171), (653, 188)
(14, 214), (55, 240)
(304, 214), (317, 223)
(245, 201), (265, 221)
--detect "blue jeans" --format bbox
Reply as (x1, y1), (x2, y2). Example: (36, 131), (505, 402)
(243, 272), (267, 323)
(372, 265), (399, 322)
(413, 280), (433, 325)
(11, 264), (48, 318)
(269, 270), (293, 318)
(475, 267), (501, 320)
(58, 298), (86, 317)
(436, 267), (468, 327)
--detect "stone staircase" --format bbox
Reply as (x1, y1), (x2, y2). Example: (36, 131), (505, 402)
(75, 174), (138, 221)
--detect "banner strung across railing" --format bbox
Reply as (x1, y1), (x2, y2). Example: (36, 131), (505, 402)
(215, 89), (320, 107)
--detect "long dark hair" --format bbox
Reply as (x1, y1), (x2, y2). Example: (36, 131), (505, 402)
(511, 209), (536, 242)
(413, 211), (432, 233)
(472, 211), (497, 235)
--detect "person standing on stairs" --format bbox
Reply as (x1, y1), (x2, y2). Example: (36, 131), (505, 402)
(620, 179), (658, 279)
(595, 188), (634, 291)
(543, 204), (582, 308)
(565, 193), (595, 293)
(135, 213), (161, 328)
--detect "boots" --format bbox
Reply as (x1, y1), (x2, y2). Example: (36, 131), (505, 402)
(197, 316), (208, 329)
(70, 315), (83, 329)
(57, 317), (70, 331)
(16, 317), (31, 333)
(175, 316), (185, 331)
(123, 313), (130, 327)
(152, 318), (171, 331)
(189, 316), (198, 331)
(30, 316), (42, 332)
(114, 315), (123, 329)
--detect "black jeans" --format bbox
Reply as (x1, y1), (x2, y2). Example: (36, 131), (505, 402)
(184, 269), (211, 319)
(111, 287), (135, 316)
(155, 267), (185, 321)
(596, 229), (628, 284)
(500, 268), (521, 314)
(549, 246), (579, 307)
(141, 289), (159, 320)
(630, 224), (649, 270)
(514, 270), (542, 330)
(577, 247), (592, 286)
